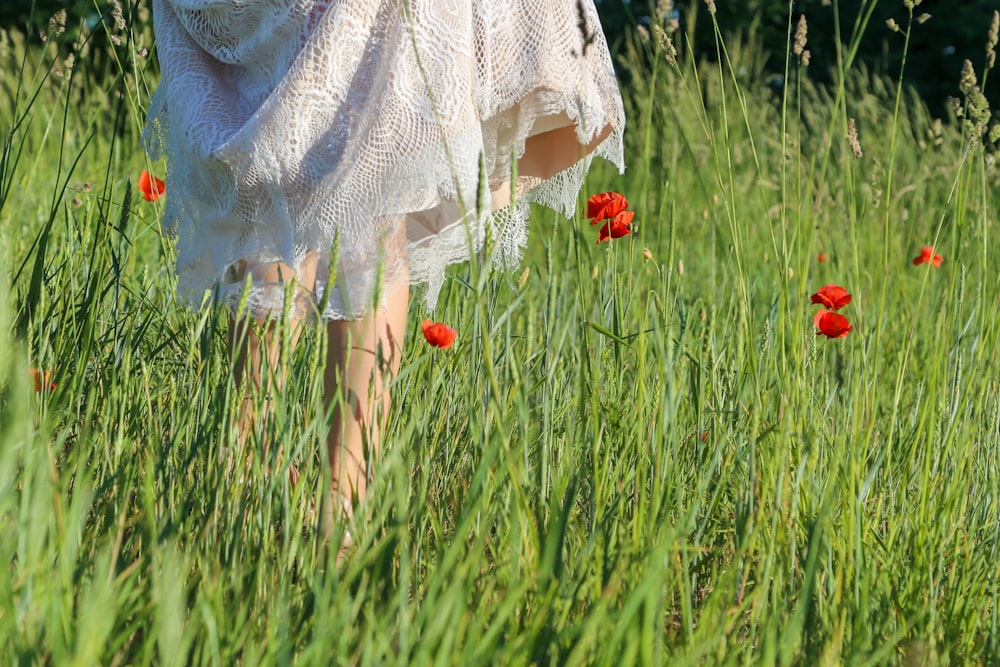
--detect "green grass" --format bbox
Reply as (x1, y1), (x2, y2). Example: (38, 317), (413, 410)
(2, 2), (1000, 664)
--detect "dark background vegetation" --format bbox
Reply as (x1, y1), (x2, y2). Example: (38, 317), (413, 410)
(597, 0), (1000, 117)
(4, 0), (999, 117)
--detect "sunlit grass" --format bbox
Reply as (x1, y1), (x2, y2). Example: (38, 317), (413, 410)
(2, 2), (999, 664)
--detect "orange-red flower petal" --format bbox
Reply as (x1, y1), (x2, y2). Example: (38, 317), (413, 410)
(912, 245), (943, 268)
(596, 210), (634, 243)
(138, 170), (166, 202)
(29, 368), (56, 392)
(810, 284), (852, 311)
(586, 191), (629, 224)
(421, 320), (457, 349)
(814, 309), (853, 339)
(817, 252), (827, 263)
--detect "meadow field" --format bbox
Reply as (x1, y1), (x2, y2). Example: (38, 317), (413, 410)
(1, 2), (999, 664)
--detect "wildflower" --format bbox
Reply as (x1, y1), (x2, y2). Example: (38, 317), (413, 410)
(421, 320), (457, 349)
(817, 252), (828, 263)
(912, 245), (943, 268)
(29, 368), (56, 392)
(814, 310), (852, 339)
(596, 210), (634, 243)
(138, 170), (165, 202)
(810, 284), (852, 311)
(587, 191), (628, 223)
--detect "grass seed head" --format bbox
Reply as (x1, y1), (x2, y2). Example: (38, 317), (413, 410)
(48, 10), (66, 37)
(793, 16), (808, 57)
(987, 11), (998, 69)
(847, 118), (863, 158)
(959, 59), (991, 144)
(653, 23), (678, 66)
(960, 59), (978, 96)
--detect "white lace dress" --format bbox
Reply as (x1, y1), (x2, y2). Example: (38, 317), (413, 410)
(145, 0), (625, 319)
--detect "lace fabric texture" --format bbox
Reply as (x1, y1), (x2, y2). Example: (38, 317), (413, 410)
(146, 0), (625, 319)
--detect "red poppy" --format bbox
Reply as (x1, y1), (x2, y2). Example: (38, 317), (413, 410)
(421, 320), (457, 349)
(814, 309), (852, 339)
(29, 368), (55, 392)
(810, 284), (852, 311)
(138, 170), (165, 202)
(596, 210), (635, 244)
(912, 245), (943, 268)
(817, 252), (827, 263)
(586, 191), (629, 224)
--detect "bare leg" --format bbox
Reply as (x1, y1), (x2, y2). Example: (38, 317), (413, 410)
(520, 116), (614, 180)
(225, 237), (408, 552)
(490, 117), (614, 210)
(323, 275), (409, 536)
(229, 254), (318, 478)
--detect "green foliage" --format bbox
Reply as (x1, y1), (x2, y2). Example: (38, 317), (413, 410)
(598, 0), (1000, 115)
(3, 4), (1000, 665)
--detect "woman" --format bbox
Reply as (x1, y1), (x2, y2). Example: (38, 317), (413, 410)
(145, 0), (625, 544)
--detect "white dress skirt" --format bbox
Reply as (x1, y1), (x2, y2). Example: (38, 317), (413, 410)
(145, 0), (625, 320)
